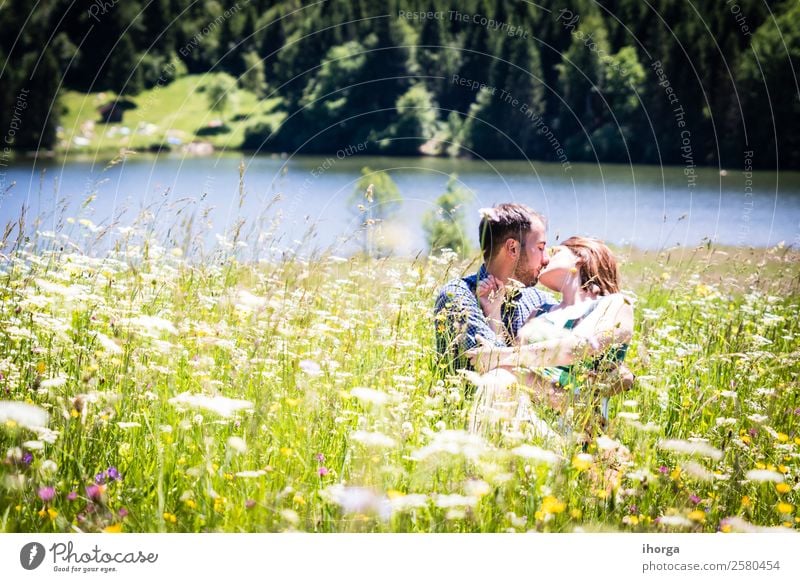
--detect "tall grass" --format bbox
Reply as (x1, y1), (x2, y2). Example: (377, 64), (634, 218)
(0, 182), (798, 533)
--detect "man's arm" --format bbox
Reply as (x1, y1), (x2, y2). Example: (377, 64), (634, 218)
(434, 281), (506, 362)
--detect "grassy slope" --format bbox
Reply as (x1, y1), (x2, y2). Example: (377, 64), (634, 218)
(57, 74), (284, 154)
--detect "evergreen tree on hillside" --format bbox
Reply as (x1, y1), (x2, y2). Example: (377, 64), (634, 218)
(377, 84), (438, 155)
(107, 34), (145, 95)
(452, 17), (490, 112)
(417, 0), (460, 108)
(555, 13), (610, 160)
(463, 33), (545, 159)
(290, 40), (368, 150)
(738, 1), (800, 169)
(144, 0), (176, 55)
(240, 51), (267, 97)
(16, 48), (61, 149)
(257, 7), (287, 85)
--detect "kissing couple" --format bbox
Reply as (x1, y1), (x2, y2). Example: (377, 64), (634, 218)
(434, 203), (634, 443)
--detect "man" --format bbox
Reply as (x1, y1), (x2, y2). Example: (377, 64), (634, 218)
(434, 202), (633, 393)
(434, 203), (554, 368)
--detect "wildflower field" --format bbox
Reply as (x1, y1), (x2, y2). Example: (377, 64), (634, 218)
(0, 227), (798, 533)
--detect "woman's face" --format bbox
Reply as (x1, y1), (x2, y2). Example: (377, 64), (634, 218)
(537, 246), (578, 291)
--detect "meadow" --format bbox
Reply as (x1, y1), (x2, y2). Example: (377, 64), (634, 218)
(57, 74), (284, 155)
(0, 215), (798, 533)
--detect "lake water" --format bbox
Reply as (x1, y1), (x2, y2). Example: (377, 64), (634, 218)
(1, 153), (798, 257)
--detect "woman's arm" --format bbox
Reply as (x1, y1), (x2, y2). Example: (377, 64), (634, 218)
(469, 294), (633, 372)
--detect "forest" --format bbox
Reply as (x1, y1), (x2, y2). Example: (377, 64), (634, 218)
(1, 0), (798, 169)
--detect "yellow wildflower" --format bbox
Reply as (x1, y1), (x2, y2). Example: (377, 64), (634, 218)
(572, 454), (593, 471)
(541, 496), (565, 515)
(687, 510), (705, 522)
(103, 523), (122, 533)
(695, 284), (711, 297)
(776, 483), (791, 494)
(777, 502), (794, 514)
(213, 497), (226, 513)
(163, 512), (177, 524)
(624, 515), (640, 526)
(38, 507), (58, 520)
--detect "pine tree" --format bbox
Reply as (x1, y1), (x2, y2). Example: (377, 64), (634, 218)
(107, 33), (144, 95)
(453, 18), (490, 112)
(555, 13), (610, 160)
(144, 0), (175, 56)
(463, 32), (545, 159)
(738, 1), (800, 169)
(17, 48), (60, 149)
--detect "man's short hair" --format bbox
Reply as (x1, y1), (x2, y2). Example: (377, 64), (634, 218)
(478, 203), (546, 262)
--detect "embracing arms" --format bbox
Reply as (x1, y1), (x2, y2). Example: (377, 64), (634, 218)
(434, 280), (507, 360)
(468, 293), (634, 374)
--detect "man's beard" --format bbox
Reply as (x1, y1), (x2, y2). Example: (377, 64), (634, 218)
(513, 257), (539, 287)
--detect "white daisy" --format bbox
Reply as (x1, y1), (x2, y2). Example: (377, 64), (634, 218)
(0, 401), (49, 430)
(658, 439), (723, 461)
(168, 392), (253, 418)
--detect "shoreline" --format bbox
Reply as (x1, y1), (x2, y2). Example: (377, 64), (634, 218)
(5, 148), (800, 177)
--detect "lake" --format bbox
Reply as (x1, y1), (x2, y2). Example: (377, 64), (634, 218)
(1, 153), (798, 258)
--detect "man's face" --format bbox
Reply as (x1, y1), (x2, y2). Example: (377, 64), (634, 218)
(513, 224), (549, 286)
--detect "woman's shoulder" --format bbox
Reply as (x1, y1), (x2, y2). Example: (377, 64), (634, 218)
(589, 293), (635, 330)
(597, 292), (635, 311)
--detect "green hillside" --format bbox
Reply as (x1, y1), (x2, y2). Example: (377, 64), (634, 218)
(58, 74), (284, 154)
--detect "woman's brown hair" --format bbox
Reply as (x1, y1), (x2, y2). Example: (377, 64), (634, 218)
(561, 236), (620, 295)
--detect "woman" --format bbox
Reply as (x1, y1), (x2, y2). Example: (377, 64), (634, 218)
(467, 236), (634, 439)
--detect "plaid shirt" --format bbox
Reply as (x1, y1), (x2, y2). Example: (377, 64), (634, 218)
(434, 264), (555, 368)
